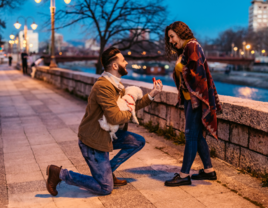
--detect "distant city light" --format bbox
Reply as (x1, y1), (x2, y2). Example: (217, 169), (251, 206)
(35, 0), (41, 3)
(241, 51), (245, 55)
(158, 51), (161, 54)
(64, 0), (71, 4)
(164, 65), (169, 69)
(29, 44), (33, 48)
(10, 35), (15, 40)
(143, 66), (146, 69)
(132, 64), (141, 69)
(59, 52), (62, 55)
(9, 40), (14, 44)
(128, 51), (131, 55)
(262, 49), (266, 54)
(246, 44), (251, 50)
(251, 50), (255, 54)
(234, 47), (238, 51)
(142, 51), (146, 55)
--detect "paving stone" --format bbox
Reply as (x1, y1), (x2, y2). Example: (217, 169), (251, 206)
(6, 171), (43, 184)
(49, 128), (78, 142)
(99, 183), (155, 208)
(196, 192), (257, 208)
(8, 180), (46, 195)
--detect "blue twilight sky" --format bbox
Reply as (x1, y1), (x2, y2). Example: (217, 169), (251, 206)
(2, 0), (252, 42)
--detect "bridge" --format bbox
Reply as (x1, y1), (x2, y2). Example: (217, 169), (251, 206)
(43, 55), (255, 66)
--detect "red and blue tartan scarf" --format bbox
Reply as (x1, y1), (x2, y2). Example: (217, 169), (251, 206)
(173, 40), (222, 139)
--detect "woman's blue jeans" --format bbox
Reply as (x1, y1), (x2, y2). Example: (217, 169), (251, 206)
(59, 130), (145, 195)
(180, 100), (213, 174)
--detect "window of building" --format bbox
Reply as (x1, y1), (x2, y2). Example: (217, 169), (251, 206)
(258, 19), (262, 22)
(258, 10), (262, 13)
(264, 15), (267, 18)
(259, 6), (262, 9)
(264, 19), (267, 22)
(264, 11), (267, 13)
(258, 15), (262, 18)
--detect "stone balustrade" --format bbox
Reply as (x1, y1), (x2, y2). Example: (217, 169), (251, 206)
(33, 66), (268, 174)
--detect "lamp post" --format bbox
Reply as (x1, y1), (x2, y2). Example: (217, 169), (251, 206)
(14, 16), (37, 54)
(35, 0), (71, 68)
(246, 44), (251, 58)
(233, 47), (238, 57)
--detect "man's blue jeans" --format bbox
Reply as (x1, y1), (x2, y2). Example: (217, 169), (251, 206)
(180, 100), (213, 174)
(59, 130), (145, 195)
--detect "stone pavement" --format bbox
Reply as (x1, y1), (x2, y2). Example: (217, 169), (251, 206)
(0, 65), (265, 208)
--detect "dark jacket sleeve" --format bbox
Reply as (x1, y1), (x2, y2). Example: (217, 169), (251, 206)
(136, 93), (152, 111)
(96, 85), (132, 125)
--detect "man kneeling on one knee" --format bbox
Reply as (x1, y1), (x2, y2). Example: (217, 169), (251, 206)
(46, 47), (163, 196)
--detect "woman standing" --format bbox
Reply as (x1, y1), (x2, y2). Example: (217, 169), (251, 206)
(164, 21), (222, 186)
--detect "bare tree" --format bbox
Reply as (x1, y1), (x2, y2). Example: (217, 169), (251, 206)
(212, 27), (248, 53)
(0, 0), (26, 34)
(56, 0), (167, 74)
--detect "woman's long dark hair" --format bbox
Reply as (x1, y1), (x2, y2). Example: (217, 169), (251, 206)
(165, 21), (195, 60)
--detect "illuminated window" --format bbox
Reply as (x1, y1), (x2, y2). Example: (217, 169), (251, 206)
(258, 10), (262, 13)
(258, 19), (262, 22)
(264, 19), (267, 22)
(258, 15), (262, 18)
(264, 15), (267, 18)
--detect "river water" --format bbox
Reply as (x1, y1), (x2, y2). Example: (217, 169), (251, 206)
(60, 65), (268, 102)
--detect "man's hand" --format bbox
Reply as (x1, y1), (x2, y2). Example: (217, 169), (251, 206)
(149, 79), (163, 98)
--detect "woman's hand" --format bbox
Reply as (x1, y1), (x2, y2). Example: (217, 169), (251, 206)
(149, 80), (163, 98)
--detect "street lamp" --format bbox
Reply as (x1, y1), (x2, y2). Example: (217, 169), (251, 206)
(14, 16), (38, 54)
(262, 50), (266, 56)
(246, 44), (251, 57)
(10, 34), (15, 40)
(35, 0), (71, 68)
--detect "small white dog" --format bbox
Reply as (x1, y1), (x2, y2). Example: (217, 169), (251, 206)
(98, 86), (143, 141)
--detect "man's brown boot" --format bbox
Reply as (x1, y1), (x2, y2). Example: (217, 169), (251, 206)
(46, 165), (62, 196)
(113, 173), (127, 186)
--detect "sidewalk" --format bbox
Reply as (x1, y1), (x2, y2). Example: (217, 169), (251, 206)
(0, 65), (265, 208)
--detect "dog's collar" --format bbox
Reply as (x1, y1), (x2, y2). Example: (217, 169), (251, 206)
(127, 94), (135, 102)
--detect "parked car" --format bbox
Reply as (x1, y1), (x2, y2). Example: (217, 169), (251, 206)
(0, 52), (8, 63)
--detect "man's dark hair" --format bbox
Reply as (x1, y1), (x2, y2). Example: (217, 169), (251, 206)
(101, 47), (121, 70)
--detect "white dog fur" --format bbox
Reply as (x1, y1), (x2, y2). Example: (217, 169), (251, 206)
(98, 86), (143, 141)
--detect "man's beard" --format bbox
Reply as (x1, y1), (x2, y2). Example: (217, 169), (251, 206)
(118, 64), (128, 76)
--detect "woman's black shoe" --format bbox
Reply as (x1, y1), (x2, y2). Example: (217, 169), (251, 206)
(165, 173), (191, 187)
(191, 169), (217, 180)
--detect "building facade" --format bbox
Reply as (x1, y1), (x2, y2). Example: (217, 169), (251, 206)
(249, 0), (268, 31)
(19, 30), (39, 53)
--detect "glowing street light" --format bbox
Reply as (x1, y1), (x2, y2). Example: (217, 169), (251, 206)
(234, 47), (238, 51)
(142, 51), (146, 55)
(29, 44), (33, 48)
(241, 51), (245, 55)
(31, 22), (38, 30)
(251, 50), (255, 54)
(9, 40), (15, 44)
(35, 0), (41, 3)
(64, 0), (71, 4)
(10, 34), (15, 40)
(246, 44), (251, 50)
(14, 16), (37, 53)
(262, 49), (266, 54)
(128, 51), (131, 55)
(59, 52), (62, 55)
(14, 21), (21, 29)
